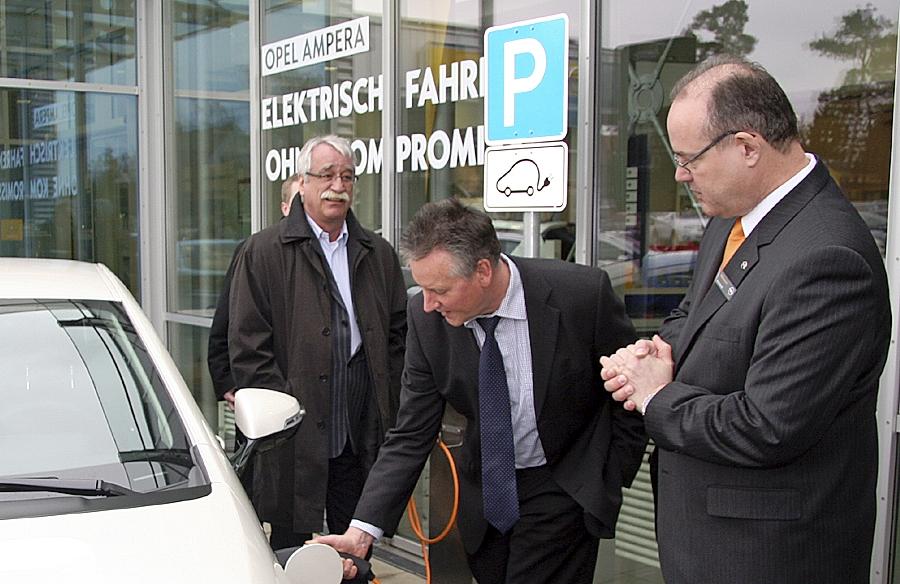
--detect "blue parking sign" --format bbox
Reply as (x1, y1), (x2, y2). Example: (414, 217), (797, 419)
(484, 14), (568, 145)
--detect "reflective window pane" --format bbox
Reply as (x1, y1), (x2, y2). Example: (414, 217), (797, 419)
(167, 322), (217, 428)
(0, 90), (139, 295)
(0, 0), (136, 85)
(599, 0), (897, 337)
(598, 2), (898, 582)
(169, 98), (250, 314)
(173, 1), (250, 93)
(167, 0), (251, 315)
(397, 1), (582, 263)
(261, 1), (383, 228)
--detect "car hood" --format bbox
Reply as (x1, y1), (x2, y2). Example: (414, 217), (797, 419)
(0, 482), (287, 584)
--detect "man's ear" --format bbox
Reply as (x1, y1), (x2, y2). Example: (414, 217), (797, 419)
(473, 258), (494, 286)
(734, 131), (762, 167)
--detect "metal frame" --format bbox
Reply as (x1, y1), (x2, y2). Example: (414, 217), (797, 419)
(575, 0), (598, 265)
(137, 0), (168, 335)
(380, 0), (399, 246)
(0, 77), (138, 94)
(872, 10), (900, 582)
(249, 0), (263, 236)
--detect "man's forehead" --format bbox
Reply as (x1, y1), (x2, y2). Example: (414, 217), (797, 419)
(311, 144), (352, 166)
(667, 98), (706, 145)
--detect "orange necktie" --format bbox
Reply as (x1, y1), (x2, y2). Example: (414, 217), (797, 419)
(719, 219), (745, 271)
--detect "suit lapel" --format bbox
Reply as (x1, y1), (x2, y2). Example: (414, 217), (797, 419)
(516, 259), (558, 419)
(675, 158), (831, 369)
(674, 218), (731, 368)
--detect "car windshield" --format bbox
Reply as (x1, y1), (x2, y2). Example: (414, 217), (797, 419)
(0, 299), (196, 499)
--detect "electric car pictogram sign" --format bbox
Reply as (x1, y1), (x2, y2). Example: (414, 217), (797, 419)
(483, 14), (569, 212)
(484, 142), (568, 212)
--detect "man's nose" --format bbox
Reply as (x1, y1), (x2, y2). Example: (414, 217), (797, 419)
(330, 176), (347, 191)
(422, 291), (439, 313)
(674, 165), (692, 183)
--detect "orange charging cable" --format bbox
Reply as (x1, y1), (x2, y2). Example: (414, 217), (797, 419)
(405, 439), (460, 584)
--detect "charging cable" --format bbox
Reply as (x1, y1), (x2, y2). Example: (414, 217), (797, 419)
(405, 439), (460, 584)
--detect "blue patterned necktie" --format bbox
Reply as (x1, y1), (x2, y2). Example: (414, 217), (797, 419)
(477, 316), (519, 534)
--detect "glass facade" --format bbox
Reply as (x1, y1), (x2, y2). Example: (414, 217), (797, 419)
(597, 0), (896, 343)
(0, 89), (139, 293)
(0, 0), (136, 84)
(0, 1), (899, 581)
(164, 0), (250, 426)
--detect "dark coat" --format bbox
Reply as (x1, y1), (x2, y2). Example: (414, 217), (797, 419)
(227, 205), (407, 533)
(208, 239), (245, 400)
(354, 257), (647, 553)
(650, 159), (890, 583)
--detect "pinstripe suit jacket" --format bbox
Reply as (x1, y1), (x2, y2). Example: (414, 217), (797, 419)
(648, 159), (890, 583)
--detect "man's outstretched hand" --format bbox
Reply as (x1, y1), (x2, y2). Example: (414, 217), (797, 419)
(311, 527), (375, 580)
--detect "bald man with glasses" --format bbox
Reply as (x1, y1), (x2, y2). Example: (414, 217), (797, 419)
(228, 134), (407, 549)
(602, 55), (890, 583)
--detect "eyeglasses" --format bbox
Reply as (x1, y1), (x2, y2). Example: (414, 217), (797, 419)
(673, 130), (739, 170)
(305, 171), (357, 185)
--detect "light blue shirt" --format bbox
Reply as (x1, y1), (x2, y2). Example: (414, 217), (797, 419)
(305, 214), (361, 355)
(463, 255), (547, 469)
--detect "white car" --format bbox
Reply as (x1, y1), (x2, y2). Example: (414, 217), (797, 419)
(0, 258), (309, 584)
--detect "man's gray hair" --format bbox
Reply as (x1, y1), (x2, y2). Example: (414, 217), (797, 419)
(296, 134), (355, 175)
(400, 198), (501, 278)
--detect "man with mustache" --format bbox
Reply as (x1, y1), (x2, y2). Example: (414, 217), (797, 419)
(227, 135), (408, 550)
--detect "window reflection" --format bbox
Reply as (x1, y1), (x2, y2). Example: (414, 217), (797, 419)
(600, 0), (897, 336)
(167, 0), (251, 315)
(0, 90), (139, 295)
(261, 2), (383, 230)
(599, 2), (898, 581)
(170, 98), (250, 314)
(0, 300), (193, 493)
(0, 0), (136, 85)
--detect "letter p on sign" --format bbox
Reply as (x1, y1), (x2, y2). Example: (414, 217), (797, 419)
(485, 14), (568, 145)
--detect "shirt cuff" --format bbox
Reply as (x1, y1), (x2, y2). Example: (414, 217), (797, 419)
(349, 519), (383, 541)
(640, 391), (658, 415)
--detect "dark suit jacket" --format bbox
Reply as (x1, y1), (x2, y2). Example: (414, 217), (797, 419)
(207, 240), (245, 400)
(649, 159), (890, 583)
(354, 256), (647, 553)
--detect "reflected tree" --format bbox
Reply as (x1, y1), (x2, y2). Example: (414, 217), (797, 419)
(683, 0), (757, 61)
(803, 4), (895, 239)
(808, 3), (897, 85)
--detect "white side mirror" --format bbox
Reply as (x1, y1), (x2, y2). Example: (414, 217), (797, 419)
(234, 387), (303, 440)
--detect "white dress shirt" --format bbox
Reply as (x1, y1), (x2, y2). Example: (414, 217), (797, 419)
(306, 214), (361, 355)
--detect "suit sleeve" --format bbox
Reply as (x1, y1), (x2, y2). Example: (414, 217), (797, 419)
(658, 281), (692, 345)
(207, 241), (244, 399)
(645, 245), (885, 467)
(227, 240), (286, 391)
(353, 302), (445, 535)
(385, 248), (408, 422)
(594, 269), (648, 487)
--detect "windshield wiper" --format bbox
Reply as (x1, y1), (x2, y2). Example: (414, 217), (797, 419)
(0, 478), (138, 497)
(57, 316), (136, 334)
(119, 448), (194, 469)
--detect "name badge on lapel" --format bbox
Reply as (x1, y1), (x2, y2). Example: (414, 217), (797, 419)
(714, 271), (737, 301)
